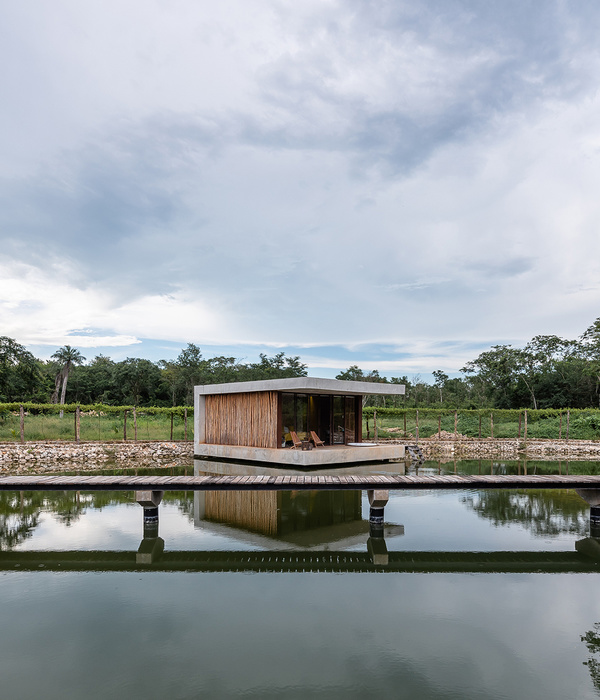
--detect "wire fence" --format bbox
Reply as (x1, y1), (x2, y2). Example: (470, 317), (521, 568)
(363, 407), (600, 441)
(0, 403), (193, 443)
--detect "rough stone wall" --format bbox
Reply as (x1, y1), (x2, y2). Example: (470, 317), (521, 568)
(0, 441), (194, 471)
(383, 438), (600, 460)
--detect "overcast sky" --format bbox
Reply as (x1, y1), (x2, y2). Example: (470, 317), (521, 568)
(2, 0), (600, 378)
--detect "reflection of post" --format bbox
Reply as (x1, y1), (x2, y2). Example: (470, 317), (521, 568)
(576, 489), (600, 538)
(135, 490), (164, 539)
(367, 489), (389, 565)
(367, 489), (388, 532)
(135, 490), (165, 564)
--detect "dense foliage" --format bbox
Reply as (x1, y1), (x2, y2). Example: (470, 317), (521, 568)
(0, 339), (307, 407)
(4, 317), (600, 409)
(338, 318), (600, 410)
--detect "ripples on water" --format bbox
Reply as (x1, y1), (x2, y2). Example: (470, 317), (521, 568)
(1, 459), (600, 699)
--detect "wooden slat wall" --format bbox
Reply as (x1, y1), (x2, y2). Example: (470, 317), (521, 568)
(205, 391), (279, 448)
(205, 490), (279, 535)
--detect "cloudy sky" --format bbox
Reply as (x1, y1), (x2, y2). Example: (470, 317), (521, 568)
(2, 0), (600, 378)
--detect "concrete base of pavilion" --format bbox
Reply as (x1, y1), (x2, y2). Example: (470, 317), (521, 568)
(194, 443), (405, 467)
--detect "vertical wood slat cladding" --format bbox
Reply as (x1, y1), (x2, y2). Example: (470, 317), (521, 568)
(204, 490), (279, 536)
(205, 391), (279, 448)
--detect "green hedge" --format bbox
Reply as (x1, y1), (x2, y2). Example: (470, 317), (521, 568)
(0, 403), (193, 416)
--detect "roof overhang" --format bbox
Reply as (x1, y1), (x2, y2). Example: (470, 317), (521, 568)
(195, 377), (405, 396)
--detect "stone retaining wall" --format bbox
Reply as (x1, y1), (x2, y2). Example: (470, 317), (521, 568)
(0, 441), (194, 471)
(385, 438), (600, 460)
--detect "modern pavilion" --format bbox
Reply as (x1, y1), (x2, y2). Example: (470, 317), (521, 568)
(194, 377), (406, 465)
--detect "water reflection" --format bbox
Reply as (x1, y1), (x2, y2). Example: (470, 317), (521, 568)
(4, 480), (600, 574)
(4, 462), (600, 698)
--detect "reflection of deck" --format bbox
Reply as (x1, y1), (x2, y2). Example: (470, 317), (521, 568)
(1, 548), (599, 573)
(194, 443), (404, 465)
(4, 473), (600, 491)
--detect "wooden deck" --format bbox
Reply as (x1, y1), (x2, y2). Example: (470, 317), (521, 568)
(2, 473), (600, 491)
(1, 548), (598, 573)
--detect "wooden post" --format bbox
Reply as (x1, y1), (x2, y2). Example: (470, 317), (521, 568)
(170, 412), (174, 441)
(438, 414), (441, 439)
(184, 408), (188, 441)
(374, 410), (378, 440)
(75, 405), (80, 444)
(454, 410), (458, 439)
(566, 409), (570, 442)
(19, 404), (24, 444)
(133, 407), (138, 441)
(490, 413), (494, 439)
(559, 413), (562, 440)
(366, 417), (370, 439)
(123, 410), (128, 441)
(403, 412), (407, 437)
(518, 412), (522, 439)
(524, 410), (528, 440)
(416, 409), (419, 444)
(478, 414), (482, 439)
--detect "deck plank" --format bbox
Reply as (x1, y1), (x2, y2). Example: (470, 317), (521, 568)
(1, 473), (600, 491)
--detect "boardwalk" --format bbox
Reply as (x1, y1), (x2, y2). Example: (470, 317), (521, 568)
(2, 473), (600, 491)
(0, 548), (598, 573)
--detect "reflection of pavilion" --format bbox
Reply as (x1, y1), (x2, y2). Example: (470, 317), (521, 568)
(192, 460), (403, 551)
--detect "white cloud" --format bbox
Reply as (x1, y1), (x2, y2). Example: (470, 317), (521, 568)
(2, 2), (600, 370)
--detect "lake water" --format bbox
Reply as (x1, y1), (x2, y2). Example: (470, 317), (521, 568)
(2, 458), (600, 699)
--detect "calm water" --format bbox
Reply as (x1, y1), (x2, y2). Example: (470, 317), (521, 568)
(2, 459), (600, 699)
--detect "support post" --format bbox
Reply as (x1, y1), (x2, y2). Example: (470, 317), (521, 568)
(367, 489), (389, 540)
(135, 490), (164, 540)
(75, 405), (80, 444)
(184, 408), (188, 441)
(19, 404), (24, 444)
(123, 410), (127, 441)
(133, 406), (138, 441)
(170, 412), (174, 441)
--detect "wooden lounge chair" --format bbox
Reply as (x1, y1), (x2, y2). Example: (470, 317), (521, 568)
(290, 431), (303, 449)
(310, 431), (325, 447)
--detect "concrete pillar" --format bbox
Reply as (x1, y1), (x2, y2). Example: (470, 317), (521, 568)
(194, 387), (206, 449)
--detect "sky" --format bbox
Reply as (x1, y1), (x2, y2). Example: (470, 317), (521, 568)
(2, 0), (600, 379)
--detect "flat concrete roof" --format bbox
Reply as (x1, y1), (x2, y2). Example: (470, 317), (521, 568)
(194, 377), (405, 396)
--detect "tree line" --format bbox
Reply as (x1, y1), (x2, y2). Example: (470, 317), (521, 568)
(0, 339), (307, 407)
(3, 317), (600, 409)
(336, 318), (600, 410)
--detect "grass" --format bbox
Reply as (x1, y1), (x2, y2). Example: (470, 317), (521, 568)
(0, 411), (192, 442)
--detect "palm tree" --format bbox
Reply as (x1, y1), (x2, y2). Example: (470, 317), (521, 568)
(51, 346), (86, 417)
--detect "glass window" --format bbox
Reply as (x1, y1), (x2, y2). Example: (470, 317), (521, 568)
(333, 396), (345, 444)
(281, 394), (295, 447)
(345, 396), (356, 443)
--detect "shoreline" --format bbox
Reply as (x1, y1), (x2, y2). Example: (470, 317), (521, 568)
(1, 438), (600, 474)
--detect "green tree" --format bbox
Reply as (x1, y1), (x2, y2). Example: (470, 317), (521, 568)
(51, 345), (86, 416)
(0, 336), (42, 401)
(112, 358), (163, 405)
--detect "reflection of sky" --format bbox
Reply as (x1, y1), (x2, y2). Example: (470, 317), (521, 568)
(375, 490), (585, 552)
(0, 571), (599, 699)
(12, 488), (590, 553)
(2, 488), (600, 698)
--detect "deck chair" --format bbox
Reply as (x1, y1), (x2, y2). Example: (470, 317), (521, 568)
(310, 431), (325, 447)
(290, 431), (303, 449)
